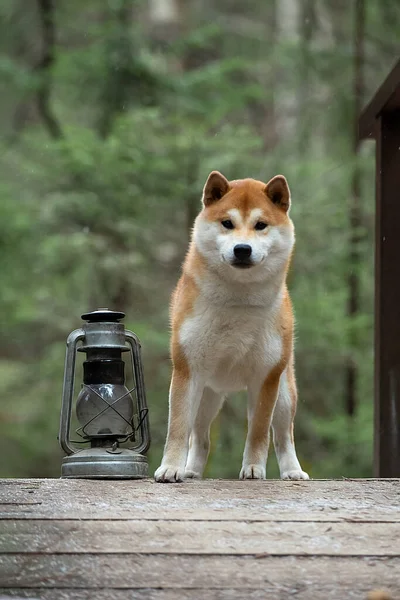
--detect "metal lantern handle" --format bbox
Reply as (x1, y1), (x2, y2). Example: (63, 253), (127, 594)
(59, 328), (85, 455)
(125, 330), (151, 454)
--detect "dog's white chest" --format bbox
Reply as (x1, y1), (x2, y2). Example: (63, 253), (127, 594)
(179, 299), (282, 393)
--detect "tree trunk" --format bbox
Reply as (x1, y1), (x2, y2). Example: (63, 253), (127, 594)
(148, 0), (203, 238)
(276, 0), (300, 141)
(36, 0), (63, 139)
(346, 0), (365, 418)
(298, 0), (315, 155)
(98, 0), (133, 139)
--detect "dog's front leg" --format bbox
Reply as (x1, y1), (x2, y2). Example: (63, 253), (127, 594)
(272, 367), (309, 480)
(240, 369), (281, 480)
(155, 369), (203, 483)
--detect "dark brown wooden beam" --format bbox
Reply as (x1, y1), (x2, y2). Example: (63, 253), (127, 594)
(359, 57), (400, 477)
(359, 59), (400, 139)
(374, 111), (400, 477)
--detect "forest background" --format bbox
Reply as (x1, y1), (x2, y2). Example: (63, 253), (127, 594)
(1, 0), (398, 478)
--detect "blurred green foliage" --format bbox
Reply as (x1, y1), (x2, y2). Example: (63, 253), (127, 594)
(0, 0), (397, 479)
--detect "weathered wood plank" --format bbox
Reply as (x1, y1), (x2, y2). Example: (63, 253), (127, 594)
(0, 555), (399, 592)
(1, 519), (399, 556)
(6, 508), (399, 522)
(1, 479), (399, 598)
(1, 479), (399, 522)
(0, 589), (396, 600)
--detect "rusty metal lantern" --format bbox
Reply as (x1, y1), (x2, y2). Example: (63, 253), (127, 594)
(59, 309), (150, 479)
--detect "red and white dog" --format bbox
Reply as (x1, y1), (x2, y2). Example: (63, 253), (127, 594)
(155, 171), (309, 483)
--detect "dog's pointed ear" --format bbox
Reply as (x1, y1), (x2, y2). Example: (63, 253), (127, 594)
(202, 171), (230, 207)
(264, 175), (291, 212)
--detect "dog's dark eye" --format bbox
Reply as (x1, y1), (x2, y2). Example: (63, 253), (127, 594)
(255, 222), (268, 231)
(221, 220), (234, 230)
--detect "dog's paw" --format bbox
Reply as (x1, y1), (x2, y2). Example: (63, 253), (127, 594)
(184, 469), (202, 479)
(239, 464), (266, 480)
(154, 465), (185, 483)
(281, 469), (309, 481)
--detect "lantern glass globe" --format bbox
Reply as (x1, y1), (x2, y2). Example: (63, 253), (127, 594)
(76, 383), (134, 438)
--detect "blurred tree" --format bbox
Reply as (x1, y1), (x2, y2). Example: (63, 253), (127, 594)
(346, 0), (365, 419)
(0, 0), (394, 479)
(36, 0), (63, 139)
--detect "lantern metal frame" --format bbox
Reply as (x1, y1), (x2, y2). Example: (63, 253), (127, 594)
(59, 310), (150, 479)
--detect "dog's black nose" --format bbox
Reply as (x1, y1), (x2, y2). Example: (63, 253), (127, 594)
(234, 244), (252, 259)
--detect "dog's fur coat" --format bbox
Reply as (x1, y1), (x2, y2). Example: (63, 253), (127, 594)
(155, 171), (308, 483)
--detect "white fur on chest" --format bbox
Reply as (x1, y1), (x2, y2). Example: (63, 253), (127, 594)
(179, 283), (283, 393)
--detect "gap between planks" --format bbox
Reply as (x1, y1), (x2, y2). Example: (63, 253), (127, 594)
(0, 589), (396, 600)
(1, 517), (399, 523)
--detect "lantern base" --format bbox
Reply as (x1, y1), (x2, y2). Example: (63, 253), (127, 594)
(61, 447), (148, 479)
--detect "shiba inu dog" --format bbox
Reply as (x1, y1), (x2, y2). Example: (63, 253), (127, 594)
(155, 171), (309, 483)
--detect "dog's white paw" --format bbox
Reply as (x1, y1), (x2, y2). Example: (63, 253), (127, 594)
(281, 469), (309, 481)
(185, 469), (202, 479)
(154, 465), (185, 483)
(239, 464), (266, 480)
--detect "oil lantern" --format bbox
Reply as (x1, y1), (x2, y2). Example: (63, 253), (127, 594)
(59, 309), (150, 479)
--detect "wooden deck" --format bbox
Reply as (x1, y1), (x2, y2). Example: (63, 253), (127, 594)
(0, 478), (399, 599)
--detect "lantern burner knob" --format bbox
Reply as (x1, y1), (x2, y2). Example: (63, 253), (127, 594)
(81, 309), (125, 323)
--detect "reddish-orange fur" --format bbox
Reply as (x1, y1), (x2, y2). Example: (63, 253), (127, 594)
(155, 173), (308, 483)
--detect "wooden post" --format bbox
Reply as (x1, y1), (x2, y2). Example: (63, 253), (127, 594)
(374, 112), (400, 477)
(359, 60), (400, 477)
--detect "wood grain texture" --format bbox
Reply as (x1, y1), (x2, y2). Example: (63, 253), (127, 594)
(0, 479), (399, 521)
(1, 555), (399, 591)
(0, 478), (399, 599)
(1, 519), (400, 555)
